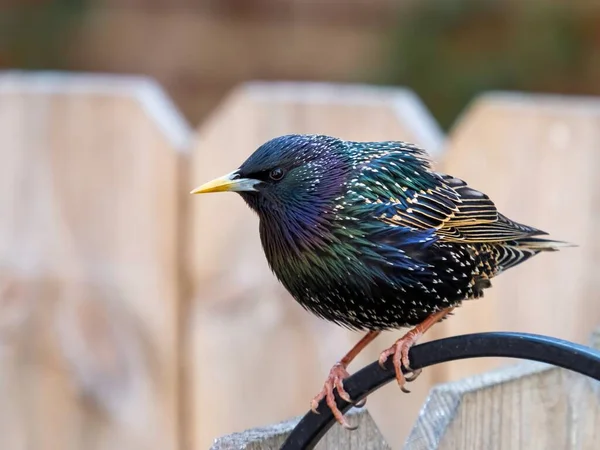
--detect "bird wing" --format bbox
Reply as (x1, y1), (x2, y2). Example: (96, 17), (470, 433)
(348, 142), (545, 243)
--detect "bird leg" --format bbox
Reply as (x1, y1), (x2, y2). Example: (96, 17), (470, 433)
(379, 307), (454, 393)
(311, 330), (381, 429)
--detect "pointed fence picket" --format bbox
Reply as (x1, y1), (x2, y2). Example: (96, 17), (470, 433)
(0, 71), (188, 450)
(187, 81), (445, 449)
(432, 92), (600, 382)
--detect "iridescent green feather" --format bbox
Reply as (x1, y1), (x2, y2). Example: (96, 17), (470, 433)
(340, 141), (546, 244)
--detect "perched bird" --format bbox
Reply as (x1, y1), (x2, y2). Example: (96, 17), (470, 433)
(191, 134), (569, 428)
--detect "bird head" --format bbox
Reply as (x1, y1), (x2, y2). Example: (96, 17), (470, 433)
(191, 134), (350, 220)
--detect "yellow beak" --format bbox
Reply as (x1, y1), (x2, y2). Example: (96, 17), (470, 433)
(190, 171), (260, 194)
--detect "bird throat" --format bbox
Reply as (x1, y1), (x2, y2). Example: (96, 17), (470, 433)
(258, 202), (333, 270)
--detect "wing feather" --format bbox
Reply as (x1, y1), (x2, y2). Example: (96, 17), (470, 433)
(346, 142), (545, 243)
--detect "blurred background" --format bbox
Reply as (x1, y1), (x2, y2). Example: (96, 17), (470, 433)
(0, 0), (599, 449)
(3, 0), (600, 128)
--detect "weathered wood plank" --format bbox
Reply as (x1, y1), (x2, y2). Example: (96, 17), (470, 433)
(209, 332), (600, 450)
(211, 408), (391, 450)
(406, 329), (600, 449)
(431, 92), (600, 381)
(407, 362), (600, 450)
(188, 81), (444, 449)
(0, 71), (189, 450)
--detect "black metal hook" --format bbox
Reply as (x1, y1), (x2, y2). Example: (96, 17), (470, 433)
(281, 332), (600, 450)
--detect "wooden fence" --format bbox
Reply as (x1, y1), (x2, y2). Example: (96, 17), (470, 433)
(213, 330), (600, 449)
(0, 71), (598, 449)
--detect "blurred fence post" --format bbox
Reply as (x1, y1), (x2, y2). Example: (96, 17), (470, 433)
(0, 71), (189, 450)
(432, 92), (600, 381)
(187, 81), (445, 449)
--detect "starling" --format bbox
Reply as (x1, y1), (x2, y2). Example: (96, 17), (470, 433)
(191, 134), (569, 428)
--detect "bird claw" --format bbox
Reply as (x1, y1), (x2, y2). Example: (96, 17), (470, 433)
(354, 397), (367, 408)
(378, 330), (423, 393)
(405, 368), (422, 382)
(310, 362), (357, 430)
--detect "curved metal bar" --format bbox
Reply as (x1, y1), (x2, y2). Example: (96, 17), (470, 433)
(281, 332), (600, 450)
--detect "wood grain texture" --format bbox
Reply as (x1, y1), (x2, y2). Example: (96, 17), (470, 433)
(209, 333), (600, 450)
(0, 72), (189, 450)
(188, 81), (445, 450)
(211, 408), (391, 450)
(431, 92), (600, 382)
(407, 324), (600, 450)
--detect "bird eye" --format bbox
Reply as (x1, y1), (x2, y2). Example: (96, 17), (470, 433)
(269, 168), (285, 181)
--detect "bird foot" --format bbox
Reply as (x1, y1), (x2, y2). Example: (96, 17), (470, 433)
(378, 330), (423, 393)
(310, 362), (357, 430)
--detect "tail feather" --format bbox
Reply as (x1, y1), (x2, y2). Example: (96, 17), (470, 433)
(512, 237), (577, 251)
(495, 237), (575, 272)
